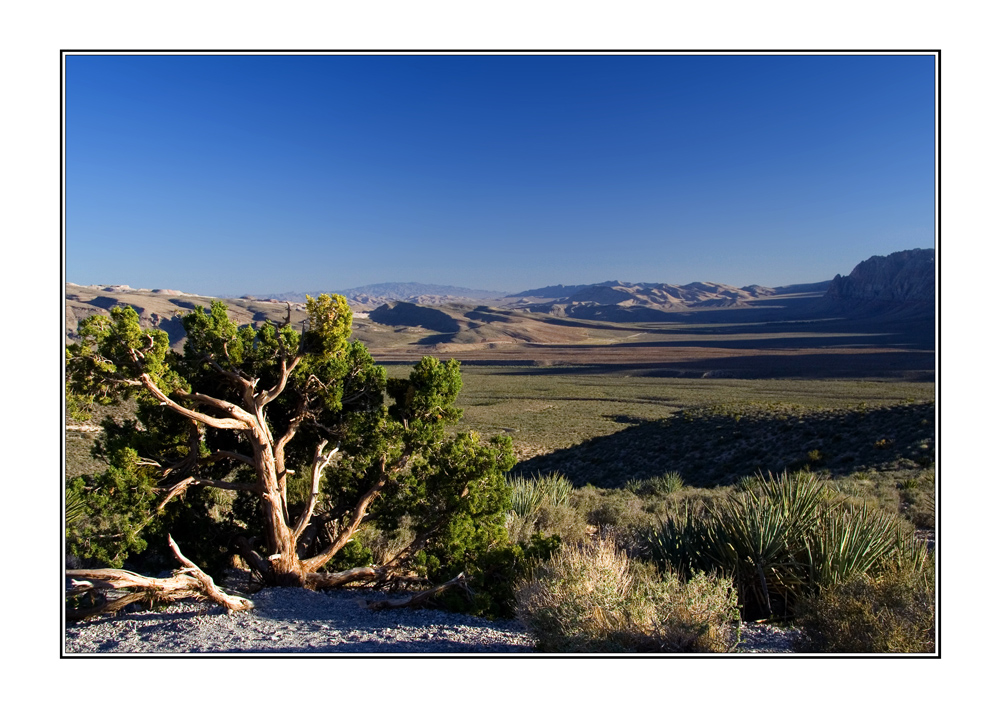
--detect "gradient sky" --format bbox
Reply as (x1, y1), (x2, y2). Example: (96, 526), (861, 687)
(64, 53), (936, 296)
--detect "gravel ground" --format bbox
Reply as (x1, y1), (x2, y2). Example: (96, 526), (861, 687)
(64, 586), (801, 655)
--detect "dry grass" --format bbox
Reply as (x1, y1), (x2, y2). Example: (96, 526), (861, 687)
(514, 537), (739, 652)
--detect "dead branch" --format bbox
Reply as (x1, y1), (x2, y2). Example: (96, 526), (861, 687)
(231, 535), (270, 579)
(167, 535), (254, 612)
(301, 470), (388, 573)
(306, 565), (385, 590)
(156, 475), (259, 511)
(292, 441), (338, 542)
(139, 374), (252, 430)
(366, 573), (469, 611)
(65, 536), (254, 620)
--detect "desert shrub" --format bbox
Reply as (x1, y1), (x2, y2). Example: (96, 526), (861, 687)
(533, 500), (589, 545)
(514, 537), (739, 652)
(573, 487), (657, 537)
(641, 471), (930, 621)
(793, 564), (935, 653)
(626, 471), (685, 496)
(431, 532), (561, 618)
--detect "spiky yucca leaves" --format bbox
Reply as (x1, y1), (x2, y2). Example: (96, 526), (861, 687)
(65, 484), (88, 527)
(642, 472), (931, 620)
(701, 472), (826, 618)
(507, 472), (573, 518)
(805, 504), (903, 588)
(643, 505), (712, 579)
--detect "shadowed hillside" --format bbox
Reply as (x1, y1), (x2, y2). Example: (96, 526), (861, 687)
(511, 401), (935, 489)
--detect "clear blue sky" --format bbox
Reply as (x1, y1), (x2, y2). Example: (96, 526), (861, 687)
(65, 53), (936, 296)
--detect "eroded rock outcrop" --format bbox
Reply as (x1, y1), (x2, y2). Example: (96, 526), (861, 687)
(826, 248), (935, 303)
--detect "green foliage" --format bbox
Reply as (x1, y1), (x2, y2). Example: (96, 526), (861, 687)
(326, 539), (375, 571)
(403, 431), (518, 616)
(804, 504), (904, 588)
(642, 505), (713, 579)
(65, 297), (522, 601)
(515, 537), (739, 652)
(794, 564), (936, 653)
(65, 448), (160, 567)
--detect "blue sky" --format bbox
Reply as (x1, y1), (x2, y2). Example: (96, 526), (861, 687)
(65, 53), (936, 296)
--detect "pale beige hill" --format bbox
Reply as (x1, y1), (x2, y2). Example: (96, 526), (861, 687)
(64, 286), (607, 354)
(66, 284), (312, 349)
(368, 303), (603, 346)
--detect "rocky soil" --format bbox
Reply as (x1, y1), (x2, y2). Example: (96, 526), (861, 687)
(64, 585), (799, 655)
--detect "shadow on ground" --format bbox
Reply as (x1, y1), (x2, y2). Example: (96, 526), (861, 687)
(511, 401), (935, 489)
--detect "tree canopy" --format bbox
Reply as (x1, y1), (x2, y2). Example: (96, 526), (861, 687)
(66, 295), (518, 610)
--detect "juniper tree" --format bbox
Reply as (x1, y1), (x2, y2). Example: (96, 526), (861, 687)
(66, 294), (515, 591)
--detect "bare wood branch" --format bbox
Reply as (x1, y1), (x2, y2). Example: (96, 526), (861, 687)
(203, 449), (255, 467)
(301, 461), (390, 574)
(66, 539), (253, 620)
(66, 591), (151, 621)
(292, 441), (338, 542)
(274, 396), (309, 476)
(381, 523), (443, 571)
(306, 566), (383, 590)
(156, 476), (260, 511)
(139, 374), (252, 430)
(367, 573), (469, 611)
(173, 388), (258, 426)
(201, 353), (254, 392)
(256, 354), (302, 408)
(232, 536), (270, 579)
(167, 535), (255, 612)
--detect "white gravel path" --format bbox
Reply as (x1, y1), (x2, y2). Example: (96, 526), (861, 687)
(65, 586), (536, 654)
(65, 585), (801, 655)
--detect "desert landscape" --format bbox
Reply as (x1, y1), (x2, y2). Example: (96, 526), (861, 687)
(65, 247), (937, 654)
(62, 51), (939, 659)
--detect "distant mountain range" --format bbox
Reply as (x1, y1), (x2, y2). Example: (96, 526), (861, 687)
(245, 283), (509, 307)
(67, 248), (935, 347)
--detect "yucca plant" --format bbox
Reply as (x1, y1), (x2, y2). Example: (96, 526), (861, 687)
(65, 484), (89, 527)
(701, 471), (827, 618)
(508, 476), (548, 519)
(537, 472), (574, 507)
(650, 471), (685, 495)
(643, 505), (712, 578)
(804, 504), (901, 587)
(507, 472), (573, 519)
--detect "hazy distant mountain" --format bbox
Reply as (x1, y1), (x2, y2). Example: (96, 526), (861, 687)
(512, 279), (783, 316)
(66, 249), (934, 350)
(511, 283), (593, 299)
(248, 282), (509, 306)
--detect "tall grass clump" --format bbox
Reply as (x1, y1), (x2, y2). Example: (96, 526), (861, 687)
(514, 537), (739, 652)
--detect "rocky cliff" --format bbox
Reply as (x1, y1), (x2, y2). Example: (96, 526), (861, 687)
(826, 248), (935, 303)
